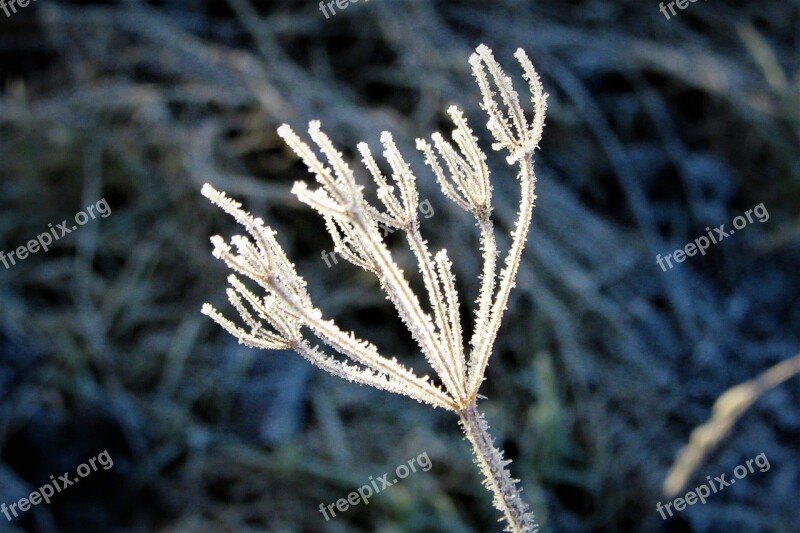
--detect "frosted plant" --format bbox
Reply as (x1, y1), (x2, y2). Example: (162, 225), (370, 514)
(201, 44), (546, 532)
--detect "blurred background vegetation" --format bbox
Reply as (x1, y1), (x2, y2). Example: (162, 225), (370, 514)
(0, 0), (798, 531)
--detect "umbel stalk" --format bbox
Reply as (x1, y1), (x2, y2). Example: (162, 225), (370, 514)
(201, 44), (548, 531)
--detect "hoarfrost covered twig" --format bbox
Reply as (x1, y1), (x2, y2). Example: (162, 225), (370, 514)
(202, 45), (547, 532)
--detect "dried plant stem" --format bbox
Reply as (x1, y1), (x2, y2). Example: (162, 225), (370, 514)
(459, 401), (538, 533)
(202, 45), (548, 530)
(468, 157), (537, 396)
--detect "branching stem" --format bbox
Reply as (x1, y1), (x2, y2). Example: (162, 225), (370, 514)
(468, 157), (537, 396)
(202, 45), (548, 531)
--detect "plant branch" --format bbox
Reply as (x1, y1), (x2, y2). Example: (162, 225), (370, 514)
(468, 157), (537, 395)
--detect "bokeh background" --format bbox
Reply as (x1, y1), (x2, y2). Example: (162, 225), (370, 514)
(1, 0), (798, 531)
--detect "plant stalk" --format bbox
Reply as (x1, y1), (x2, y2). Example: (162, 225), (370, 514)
(458, 401), (538, 532)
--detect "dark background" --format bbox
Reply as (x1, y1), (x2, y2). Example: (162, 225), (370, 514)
(0, 0), (798, 531)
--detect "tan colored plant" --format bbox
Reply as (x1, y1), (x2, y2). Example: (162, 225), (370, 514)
(201, 44), (546, 532)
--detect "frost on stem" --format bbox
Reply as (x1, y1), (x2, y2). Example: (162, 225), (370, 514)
(202, 44), (547, 532)
(460, 404), (539, 533)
